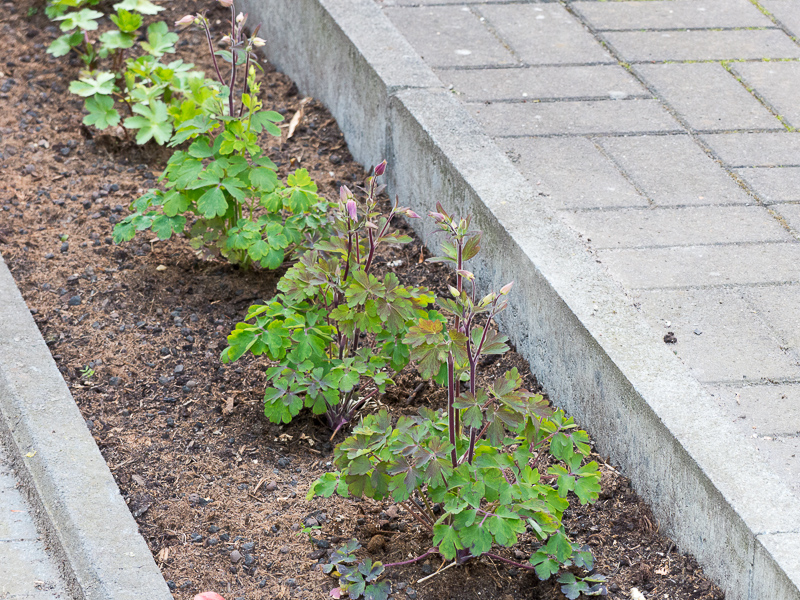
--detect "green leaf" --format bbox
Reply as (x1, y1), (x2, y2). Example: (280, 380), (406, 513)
(460, 523), (493, 556)
(55, 8), (102, 31)
(150, 214), (185, 239)
(197, 187), (227, 218)
(109, 8), (142, 32)
(47, 31), (84, 57)
(123, 100), (173, 145)
(113, 0), (163, 15)
(99, 29), (136, 52)
(69, 72), (116, 97)
(363, 582), (391, 600)
(140, 21), (177, 57)
(433, 523), (463, 560)
(83, 95), (120, 129)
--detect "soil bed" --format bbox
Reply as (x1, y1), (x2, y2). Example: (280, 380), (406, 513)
(1, 2), (723, 599)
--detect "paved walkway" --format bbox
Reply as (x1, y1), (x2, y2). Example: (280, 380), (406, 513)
(375, 0), (800, 498)
(0, 441), (71, 599)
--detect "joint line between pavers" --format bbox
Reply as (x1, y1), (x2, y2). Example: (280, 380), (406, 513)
(594, 26), (780, 34)
(588, 136), (655, 206)
(629, 58), (800, 66)
(0, 538), (44, 543)
(749, 0), (800, 49)
(566, 201), (780, 213)
(434, 61), (625, 71)
(630, 281), (800, 293)
(723, 61), (795, 132)
(756, 529), (800, 536)
(469, 4), (522, 64)
(467, 95), (654, 105)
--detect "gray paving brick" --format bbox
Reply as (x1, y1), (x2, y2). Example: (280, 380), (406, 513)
(762, 0), (800, 37)
(467, 99), (681, 136)
(744, 283), (800, 350)
(604, 29), (800, 62)
(379, 0), (508, 5)
(731, 61), (800, 129)
(383, 5), (515, 67)
(636, 287), (800, 382)
(435, 65), (647, 102)
(560, 205), (789, 249)
(702, 132), (800, 166)
(636, 62), (782, 132)
(500, 137), (648, 209)
(734, 167), (800, 203)
(709, 383), (800, 436)
(597, 243), (800, 289)
(479, 4), (614, 65)
(573, 0), (773, 31)
(598, 135), (753, 206)
(0, 539), (69, 597)
(0, 477), (41, 540)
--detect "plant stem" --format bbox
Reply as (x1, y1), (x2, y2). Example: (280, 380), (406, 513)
(201, 20), (224, 86)
(384, 548), (438, 568)
(447, 354), (457, 468)
(228, 5), (237, 117)
(483, 552), (536, 571)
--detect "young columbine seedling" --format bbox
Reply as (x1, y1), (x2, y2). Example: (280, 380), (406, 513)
(222, 162), (435, 434)
(309, 208), (604, 599)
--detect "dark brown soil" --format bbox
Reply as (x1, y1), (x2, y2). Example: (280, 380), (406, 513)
(0, 2), (724, 599)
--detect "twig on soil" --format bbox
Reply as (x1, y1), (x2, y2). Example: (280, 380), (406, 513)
(404, 382), (425, 404)
(417, 559), (457, 584)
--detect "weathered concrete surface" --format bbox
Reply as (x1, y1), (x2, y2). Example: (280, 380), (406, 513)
(0, 254), (171, 600)
(240, 0), (800, 598)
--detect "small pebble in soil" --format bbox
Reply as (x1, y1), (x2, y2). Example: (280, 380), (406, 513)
(174, 364), (184, 374)
(44, 253), (54, 259)
(277, 457), (290, 468)
(67, 295), (81, 306)
(230, 550), (242, 563)
(108, 377), (120, 386)
(166, 417), (175, 428)
(220, 533), (230, 542)
(167, 581), (176, 591)
(367, 535), (385, 553)
(315, 539), (331, 549)
(207, 537), (218, 547)
(241, 542), (255, 553)
(270, 525), (279, 534)
(60, 242), (68, 253)
(265, 481), (278, 492)
(280, 545), (290, 554)
(420, 562), (433, 575)
(395, 582), (407, 591)
(286, 579), (297, 587)
(208, 525), (220, 533)
(190, 533), (203, 543)
(309, 549), (326, 560)
(244, 554), (255, 566)
(406, 588), (417, 599)
(258, 580), (267, 588)
(304, 517), (319, 528)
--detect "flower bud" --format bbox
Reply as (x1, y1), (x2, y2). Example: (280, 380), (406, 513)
(405, 209), (420, 219)
(346, 199), (358, 221)
(449, 286), (460, 298)
(218, 0), (233, 7)
(479, 292), (496, 306)
(456, 269), (474, 281)
(499, 281), (514, 295)
(219, 35), (231, 45)
(428, 211), (446, 223)
(374, 160), (387, 177)
(174, 14), (195, 26)
(236, 12), (246, 24)
(339, 185), (351, 204)
(251, 36), (266, 47)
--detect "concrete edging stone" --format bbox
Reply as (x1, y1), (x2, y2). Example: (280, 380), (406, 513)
(239, 0), (800, 598)
(0, 255), (172, 599)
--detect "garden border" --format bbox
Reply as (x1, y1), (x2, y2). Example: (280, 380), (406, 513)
(0, 255), (172, 600)
(238, 0), (800, 598)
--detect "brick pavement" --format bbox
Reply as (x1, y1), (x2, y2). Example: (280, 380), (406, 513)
(376, 0), (800, 498)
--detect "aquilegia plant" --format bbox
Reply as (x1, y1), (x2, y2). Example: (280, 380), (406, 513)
(222, 162), (435, 434)
(113, 0), (329, 267)
(309, 206), (605, 600)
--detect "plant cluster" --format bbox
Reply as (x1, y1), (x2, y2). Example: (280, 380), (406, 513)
(305, 206), (604, 598)
(222, 163), (434, 432)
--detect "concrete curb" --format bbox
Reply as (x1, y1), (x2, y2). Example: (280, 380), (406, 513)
(240, 1), (800, 598)
(0, 254), (172, 600)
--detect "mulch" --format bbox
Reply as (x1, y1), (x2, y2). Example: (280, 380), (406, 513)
(0, 1), (724, 599)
